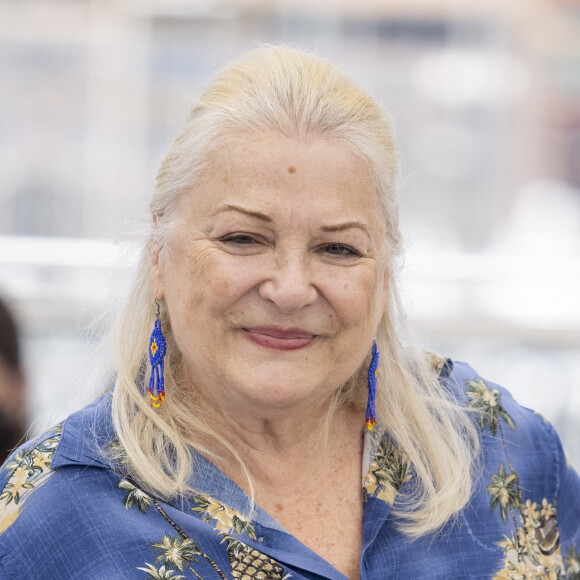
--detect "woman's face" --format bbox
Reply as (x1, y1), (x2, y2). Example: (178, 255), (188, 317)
(151, 132), (390, 416)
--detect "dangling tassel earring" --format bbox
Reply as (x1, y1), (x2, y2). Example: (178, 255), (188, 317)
(148, 299), (167, 408)
(366, 342), (379, 431)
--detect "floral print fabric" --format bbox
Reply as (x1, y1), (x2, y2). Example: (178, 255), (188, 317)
(0, 360), (579, 579)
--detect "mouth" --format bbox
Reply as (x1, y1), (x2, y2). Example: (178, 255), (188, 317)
(242, 326), (317, 351)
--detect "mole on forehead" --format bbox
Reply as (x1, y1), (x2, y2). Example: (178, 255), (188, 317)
(287, 166), (297, 174)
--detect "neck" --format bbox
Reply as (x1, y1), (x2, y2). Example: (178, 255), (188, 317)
(192, 388), (364, 493)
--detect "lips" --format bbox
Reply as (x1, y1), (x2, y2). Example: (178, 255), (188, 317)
(242, 326), (316, 350)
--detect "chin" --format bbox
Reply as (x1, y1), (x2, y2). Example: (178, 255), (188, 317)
(237, 372), (335, 410)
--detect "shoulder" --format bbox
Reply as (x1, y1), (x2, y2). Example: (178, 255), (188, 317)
(0, 402), (136, 577)
(445, 360), (567, 487)
(0, 430), (297, 580)
(0, 393), (117, 516)
(446, 360), (564, 464)
(435, 357), (575, 522)
(0, 419), (122, 532)
(446, 360), (580, 573)
(0, 424), (64, 537)
(430, 355), (562, 468)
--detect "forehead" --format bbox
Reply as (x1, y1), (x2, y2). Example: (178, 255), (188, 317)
(219, 132), (370, 185)
(179, 132), (385, 229)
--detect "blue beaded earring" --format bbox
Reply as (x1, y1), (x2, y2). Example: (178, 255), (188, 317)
(366, 342), (379, 431)
(148, 299), (167, 408)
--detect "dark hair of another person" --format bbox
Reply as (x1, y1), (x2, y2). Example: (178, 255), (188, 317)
(0, 297), (25, 463)
(0, 297), (20, 372)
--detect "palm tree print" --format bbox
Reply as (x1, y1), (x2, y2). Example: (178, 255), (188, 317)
(363, 438), (409, 505)
(494, 498), (566, 580)
(487, 463), (520, 524)
(119, 479), (152, 514)
(149, 534), (205, 579)
(465, 378), (516, 437)
(119, 481), (229, 579)
(0, 426), (63, 534)
(425, 351), (450, 376)
(464, 378), (577, 579)
(153, 499), (229, 580)
(137, 563), (185, 579)
(564, 544), (580, 580)
(466, 379), (523, 531)
(1, 425), (63, 503)
(0, 460), (35, 506)
(192, 494), (257, 540)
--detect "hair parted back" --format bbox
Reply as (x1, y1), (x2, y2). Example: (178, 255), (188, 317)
(109, 44), (479, 538)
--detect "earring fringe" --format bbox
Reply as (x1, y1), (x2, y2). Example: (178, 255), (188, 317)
(148, 301), (167, 408)
(366, 342), (379, 430)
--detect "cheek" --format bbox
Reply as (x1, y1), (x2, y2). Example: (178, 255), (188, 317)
(167, 246), (263, 317)
(163, 247), (214, 319)
(325, 266), (383, 326)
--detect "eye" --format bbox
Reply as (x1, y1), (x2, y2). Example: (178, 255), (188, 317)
(220, 234), (259, 245)
(216, 233), (269, 254)
(322, 243), (361, 257)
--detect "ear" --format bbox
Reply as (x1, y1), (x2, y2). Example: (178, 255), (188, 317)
(150, 245), (166, 301)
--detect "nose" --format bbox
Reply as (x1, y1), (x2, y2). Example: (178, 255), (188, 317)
(258, 252), (318, 313)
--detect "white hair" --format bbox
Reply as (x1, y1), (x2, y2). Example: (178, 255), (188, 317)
(107, 44), (479, 537)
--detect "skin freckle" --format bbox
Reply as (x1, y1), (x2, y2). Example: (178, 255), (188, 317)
(288, 166), (296, 174)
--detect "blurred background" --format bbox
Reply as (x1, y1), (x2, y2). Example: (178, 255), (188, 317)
(0, 0), (579, 463)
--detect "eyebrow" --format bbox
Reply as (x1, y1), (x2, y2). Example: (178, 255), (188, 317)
(213, 204), (273, 222)
(213, 204), (370, 236)
(321, 222), (371, 236)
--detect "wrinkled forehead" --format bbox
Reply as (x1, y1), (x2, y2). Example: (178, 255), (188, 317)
(180, 132), (388, 232)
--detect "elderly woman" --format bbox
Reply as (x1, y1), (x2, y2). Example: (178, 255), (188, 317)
(0, 46), (579, 580)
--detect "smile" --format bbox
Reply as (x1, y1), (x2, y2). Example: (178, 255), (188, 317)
(242, 326), (317, 351)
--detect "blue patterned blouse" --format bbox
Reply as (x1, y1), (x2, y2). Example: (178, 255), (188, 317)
(1, 359), (579, 579)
